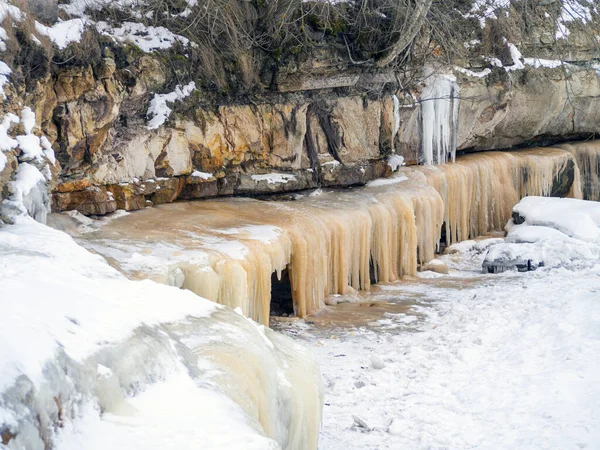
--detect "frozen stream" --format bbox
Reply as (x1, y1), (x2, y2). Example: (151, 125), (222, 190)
(274, 243), (600, 449)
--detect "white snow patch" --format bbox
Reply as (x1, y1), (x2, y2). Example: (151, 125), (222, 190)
(190, 170), (213, 180)
(523, 57), (565, 69)
(96, 21), (189, 53)
(484, 197), (600, 271)
(0, 218), (217, 393)
(504, 42), (525, 71)
(146, 82), (196, 129)
(36, 19), (86, 49)
(0, 60), (11, 98)
(454, 66), (491, 78)
(251, 173), (297, 184)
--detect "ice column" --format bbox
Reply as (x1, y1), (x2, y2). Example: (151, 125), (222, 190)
(420, 74), (460, 165)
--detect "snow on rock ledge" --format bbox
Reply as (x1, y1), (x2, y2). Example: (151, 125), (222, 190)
(0, 218), (323, 450)
(483, 197), (600, 273)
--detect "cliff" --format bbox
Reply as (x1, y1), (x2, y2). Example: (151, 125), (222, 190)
(0, 0), (598, 219)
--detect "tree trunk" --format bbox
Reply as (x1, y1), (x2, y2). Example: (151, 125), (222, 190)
(375, 0), (433, 68)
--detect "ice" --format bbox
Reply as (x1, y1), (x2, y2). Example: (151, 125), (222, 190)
(0, 218), (323, 449)
(365, 174), (408, 187)
(387, 154), (404, 172)
(146, 81), (195, 129)
(420, 72), (460, 165)
(392, 94), (400, 138)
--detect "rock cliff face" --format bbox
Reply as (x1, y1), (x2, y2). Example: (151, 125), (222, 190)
(0, 1), (598, 218)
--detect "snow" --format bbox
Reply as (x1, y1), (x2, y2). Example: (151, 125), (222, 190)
(0, 218), (217, 393)
(146, 82), (196, 129)
(366, 175), (408, 188)
(61, 0), (137, 17)
(0, 60), (11, 99)
(483, 197), (600, 272)
(504, 42), (525, 71)
(556, 0), (593, 39)
(454, 66), (491, 78)
(524, 57), (565, 69)
(251, 173), (297, 184)
(0, 113), (19, 172)
(36, 19), (86, 49)
(54, 374), (281, 450)
(96, 21), (190, 53)
(276, 232), (600, 449)
(512, 197), (600, 242)
(190, 170), (213, 180)
(468, 0), (511, 27)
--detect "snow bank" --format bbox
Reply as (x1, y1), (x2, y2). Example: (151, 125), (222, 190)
(483, 197), (600, 272)
(0, 218), (323, 449)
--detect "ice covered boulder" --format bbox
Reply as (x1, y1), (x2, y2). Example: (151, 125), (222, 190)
(483, 197), (600, 273)
(0, 218), (323, 450)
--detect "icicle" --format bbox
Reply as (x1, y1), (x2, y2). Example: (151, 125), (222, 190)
(78, 145), (587, 323)
(415, 147), (578, 245)
(557, 141), (600, 201)
(420, 73), (460, 165)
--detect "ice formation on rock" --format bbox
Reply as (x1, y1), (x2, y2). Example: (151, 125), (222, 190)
(558, 140), (600, 201)
(415, 147), (580, 245)
(420, 73), (460, 165)
(65, 145), (586, 322)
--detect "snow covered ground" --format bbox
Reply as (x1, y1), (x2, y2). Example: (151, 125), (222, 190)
(276, 238), (600, 449)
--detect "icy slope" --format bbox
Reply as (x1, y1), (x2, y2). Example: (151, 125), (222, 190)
(0, 218), (322, 450)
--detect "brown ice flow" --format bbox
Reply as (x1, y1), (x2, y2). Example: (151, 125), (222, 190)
(70, 147), (582, 325)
